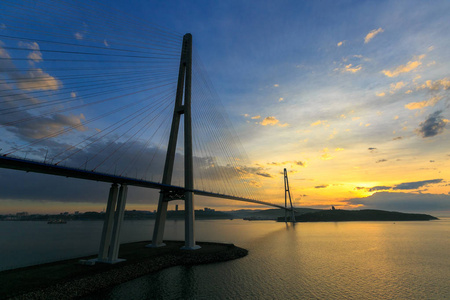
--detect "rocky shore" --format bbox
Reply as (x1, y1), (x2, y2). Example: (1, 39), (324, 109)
(1, 241), (248, 299)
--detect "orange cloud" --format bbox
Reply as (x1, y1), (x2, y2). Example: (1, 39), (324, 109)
(390, 81), (405, 92)
(405, 95), (443, 110)
(416, 78), (450, 91)
(382, 54), (425, 77)
(260, 116), (288, 127)
(321, 148), (333, 160)
(310, 120), (327, 126)
(344, 64), (362, 73)
(364, 28), (384, 43)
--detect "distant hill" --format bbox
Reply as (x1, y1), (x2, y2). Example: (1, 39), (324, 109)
(167, 210), (234, 220)
(276, 209), (438, 222)
(242, 208), (321, 220)
(226, 209), (263, 219)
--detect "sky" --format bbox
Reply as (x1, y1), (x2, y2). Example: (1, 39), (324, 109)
(0, 0), (449, 214)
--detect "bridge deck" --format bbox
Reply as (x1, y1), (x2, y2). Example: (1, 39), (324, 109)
(0, 156), (289, 210)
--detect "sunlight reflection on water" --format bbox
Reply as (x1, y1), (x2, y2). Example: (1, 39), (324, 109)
(1, 218), (449, 299)
(96, 219), (450, 299)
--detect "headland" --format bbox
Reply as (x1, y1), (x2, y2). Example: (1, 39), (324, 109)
(277, 209), (438, 222)
(0, 241), (248, 299)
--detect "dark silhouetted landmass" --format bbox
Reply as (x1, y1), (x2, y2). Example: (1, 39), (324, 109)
(0, 208), (234, 222)
(276, 209), (438, 222)
(244, 208), (321, 220)
(0, 208), (321, 222)
(5, 208), (436, 223)
(0, 241), (247, 299)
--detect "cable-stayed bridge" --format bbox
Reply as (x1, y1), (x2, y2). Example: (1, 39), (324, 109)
(0, 1), (295, 262)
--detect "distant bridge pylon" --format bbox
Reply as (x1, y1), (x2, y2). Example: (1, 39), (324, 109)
(284, 168), (296, 223)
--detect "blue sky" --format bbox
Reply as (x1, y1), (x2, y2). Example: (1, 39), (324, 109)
(0, 0), (449, 213)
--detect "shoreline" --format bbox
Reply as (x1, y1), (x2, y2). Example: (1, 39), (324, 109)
(1, 241), (248, 299)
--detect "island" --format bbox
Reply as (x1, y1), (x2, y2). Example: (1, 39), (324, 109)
(277, 209), (438, 222)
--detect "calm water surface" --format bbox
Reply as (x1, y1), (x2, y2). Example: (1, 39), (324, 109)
(1, 218), (449, 299)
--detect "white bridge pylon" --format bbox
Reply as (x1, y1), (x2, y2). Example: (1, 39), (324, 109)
(85, 33), (299, 261)
(148, 33), (200, 250)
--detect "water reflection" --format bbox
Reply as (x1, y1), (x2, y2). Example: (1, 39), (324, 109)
(2, 219), (449, 299)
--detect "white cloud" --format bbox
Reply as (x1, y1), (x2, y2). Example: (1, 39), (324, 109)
(74, 32), (84, 40)
(0, 44), (61, 91)
(17, 69), (61, 91)
(27, 51), (43, 62)
(18, 41), (42, 62)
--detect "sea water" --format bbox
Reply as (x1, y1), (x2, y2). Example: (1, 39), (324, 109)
(1, 217), (449, 299)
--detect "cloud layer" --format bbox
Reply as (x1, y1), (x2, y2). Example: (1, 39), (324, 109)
(348, 192), (450, 212)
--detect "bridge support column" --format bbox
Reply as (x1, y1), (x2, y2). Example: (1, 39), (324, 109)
(148, 193), (168, 247)
(98, 183), (118, 261)
(182, 191), (200, 250)
(109, 184), (128, 261)
(97, 183), (127, 264)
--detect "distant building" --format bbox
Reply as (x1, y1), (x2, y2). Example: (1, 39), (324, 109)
(176, 205), (178, 211)
(204, 207), (215, 212)
(16, 212), (28, 217)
